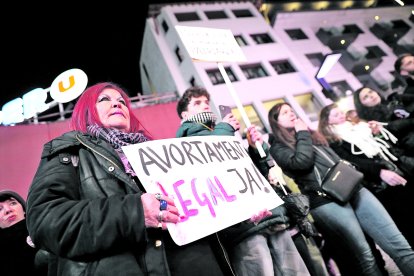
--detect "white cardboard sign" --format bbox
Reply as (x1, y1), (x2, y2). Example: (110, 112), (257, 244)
(122, 135), (283, 246)
(175, 25), (247, 62)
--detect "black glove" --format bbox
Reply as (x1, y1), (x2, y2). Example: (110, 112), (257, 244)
(296, 217), (319, 238)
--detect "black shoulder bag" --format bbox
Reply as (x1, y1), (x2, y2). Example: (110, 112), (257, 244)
(313, 146), (363, 203)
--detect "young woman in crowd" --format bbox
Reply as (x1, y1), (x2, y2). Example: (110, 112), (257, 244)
(175, 86), (314, 276)
(353, 86), (414, 156)
(268, 102), (414, 276)
(0, 190), (47, 276)
(318, 103), (414, 247)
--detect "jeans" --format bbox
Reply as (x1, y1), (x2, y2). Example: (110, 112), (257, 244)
(229, 229), (310, 276)
(311, 187), (414, 276)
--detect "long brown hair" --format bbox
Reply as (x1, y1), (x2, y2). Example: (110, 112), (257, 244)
(268, 102), (327, 149)
(318, 103), (341, 143)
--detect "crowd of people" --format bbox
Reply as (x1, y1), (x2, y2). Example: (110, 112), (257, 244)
(2, 53), (414, 276)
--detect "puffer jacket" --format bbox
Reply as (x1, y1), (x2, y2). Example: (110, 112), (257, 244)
(176, 121), (290, 248)
(269, 131), (357, 209)
(26, 130), (234, 276)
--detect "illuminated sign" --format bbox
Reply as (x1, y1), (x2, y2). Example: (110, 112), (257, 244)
(0, 68), (88, 125)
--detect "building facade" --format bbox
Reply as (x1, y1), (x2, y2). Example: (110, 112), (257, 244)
(140, 1), (414, 134)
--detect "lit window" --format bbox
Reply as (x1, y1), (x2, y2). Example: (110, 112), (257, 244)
(294, 93), (323, 122)
(263, 99), (286, 114)
(231, 104), (267, 138)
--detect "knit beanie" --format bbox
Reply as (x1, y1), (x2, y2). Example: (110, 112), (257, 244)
(0, 190), (26, 211)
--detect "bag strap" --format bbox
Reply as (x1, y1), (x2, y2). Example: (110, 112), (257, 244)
(312, 146), (333, 198)
(312, 145), (336, 166)
(312, 145), (335, 188)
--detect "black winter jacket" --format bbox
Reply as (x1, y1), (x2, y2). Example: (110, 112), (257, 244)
(269, 131), (359, 209)
(26, 131), (234, 276)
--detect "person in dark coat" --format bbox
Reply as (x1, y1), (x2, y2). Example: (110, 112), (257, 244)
(394, 53), (414, 96)
(268, 102), (414, 276)
(0, 190), (47, 276)
(318, 103), (414, 248)
(176, 86), (314, 276)
(353, 86), (414, 156)
(26, 82), (235, 276)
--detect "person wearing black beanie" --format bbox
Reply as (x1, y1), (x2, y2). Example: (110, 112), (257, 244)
(0, 190), (47, 276)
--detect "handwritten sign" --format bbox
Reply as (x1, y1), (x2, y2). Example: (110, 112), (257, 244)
(175, 25), (246, 62)
(122, 135), (283, 245)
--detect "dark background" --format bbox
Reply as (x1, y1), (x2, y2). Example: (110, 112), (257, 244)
(0, 0), (399, 107)
(0, 2), (150, 107)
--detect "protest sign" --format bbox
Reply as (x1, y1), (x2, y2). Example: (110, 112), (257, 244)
(122, 135), (283, 245)
(175, 25), (246, 62)
(175, 25), (265, 157)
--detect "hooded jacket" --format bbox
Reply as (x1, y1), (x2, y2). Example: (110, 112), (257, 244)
(26, 130), (234, 276)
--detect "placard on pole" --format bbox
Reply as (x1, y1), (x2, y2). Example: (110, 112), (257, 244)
(175, 25), (266, 157)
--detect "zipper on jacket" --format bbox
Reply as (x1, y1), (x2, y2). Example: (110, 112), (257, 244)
(75, 134), (121, 170)
(215, 233), (236, 276)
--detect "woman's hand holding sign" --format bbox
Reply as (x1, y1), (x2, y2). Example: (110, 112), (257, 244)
(141, 193), (181, 230)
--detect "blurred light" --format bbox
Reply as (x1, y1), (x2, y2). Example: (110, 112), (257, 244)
(394, 0), (404, 6)
(282, 2), (302, 11)
(312, 1), (330, 10)
(340, 39), (346, 45)
(374, 15), (380, 20)
(1, 98), (24, 125)
(22, 88), (49, 119)
(339, 1), (354, 9)
(336, 97), (350, 111)
(365, 65), (370, 71)
(363, 0), (376, 8)
(316, 53), (342, 78)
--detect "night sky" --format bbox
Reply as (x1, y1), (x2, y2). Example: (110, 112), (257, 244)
(1, 1), (399, 108)
(0, 2), (150, 107)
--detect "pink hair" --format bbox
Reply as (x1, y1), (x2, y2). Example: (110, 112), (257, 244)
(70, 82), (151, 137)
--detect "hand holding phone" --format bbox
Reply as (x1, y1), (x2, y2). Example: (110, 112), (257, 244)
(219, 105), (232, 119)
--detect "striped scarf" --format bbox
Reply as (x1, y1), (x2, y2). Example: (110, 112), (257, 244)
(87, 125), (150, 151)
(182, 111), (217, 127)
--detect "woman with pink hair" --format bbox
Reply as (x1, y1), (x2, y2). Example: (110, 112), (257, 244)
(26, 82), (235, 276)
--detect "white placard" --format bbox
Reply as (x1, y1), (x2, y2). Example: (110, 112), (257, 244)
(122, 135), (283, 246)
(175, 25), (246, 62)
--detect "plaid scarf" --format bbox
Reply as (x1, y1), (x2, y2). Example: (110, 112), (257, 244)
(87, 125), (150, 176)
(183, 112), (217, 127)
(87, 125), (150, 152)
